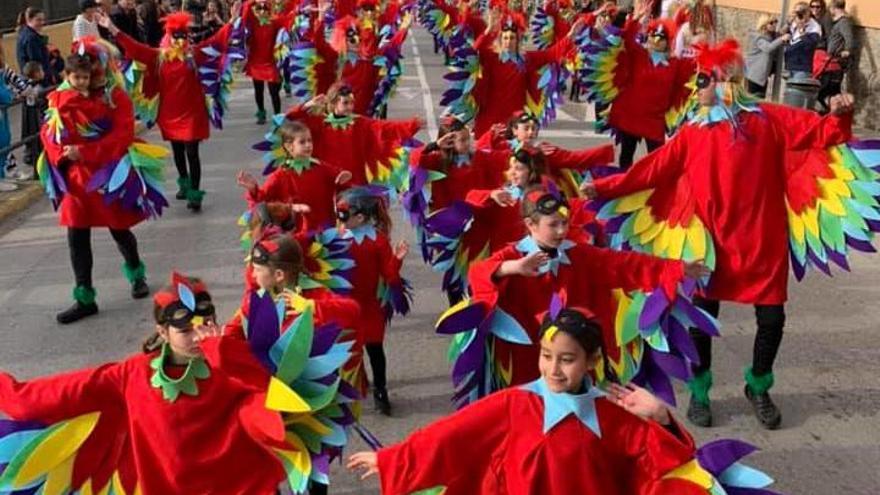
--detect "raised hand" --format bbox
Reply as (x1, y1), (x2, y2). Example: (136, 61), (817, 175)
(236, 170), (259, 192)
(509, 251), (550, 277)
(289, 203), (311, 213)
(829, 93), (855, 116)
(193, 321), (224, 343)
(490, 188), (516, 207)
(607, 383), (672, 425)
(579, 181), (598, 199)
(394, 240), (410, 260)
(335, 170), (352, 185)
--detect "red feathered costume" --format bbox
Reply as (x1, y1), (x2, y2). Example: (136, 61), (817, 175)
(241, 0), (295, 82)
(115, 13), (231, 142)
(41, 86), (144, 228)
(409, 147), (510, 213)
(246, 159), (346, 229)
(376, 385), (696, 494)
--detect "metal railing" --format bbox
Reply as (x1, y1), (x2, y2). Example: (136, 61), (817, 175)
(0, 86), (54, 158)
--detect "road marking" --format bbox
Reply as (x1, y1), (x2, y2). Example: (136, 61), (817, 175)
(409, 38), (439, 138)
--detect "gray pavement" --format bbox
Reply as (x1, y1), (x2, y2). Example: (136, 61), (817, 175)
(0, 27), (878, 494)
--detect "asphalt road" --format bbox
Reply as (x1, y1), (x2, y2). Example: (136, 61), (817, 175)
(0, 27), (878, 494)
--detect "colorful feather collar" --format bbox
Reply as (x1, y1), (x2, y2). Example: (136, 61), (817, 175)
(515, 235), (575, 276)
(521, 378), (604, 435)
(499, 50), (525, 69)
(150, 343), (211, 402)
(687, 82), (761, 128)
(281, 156), (319, 173)
(342, 224), (378, 244)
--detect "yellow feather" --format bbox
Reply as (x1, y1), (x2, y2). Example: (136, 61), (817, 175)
(667, 226), (686, 259)
(787, 205), (805, 244)
(275, 433), (312, 476)
(614, 189), (653, 213)
(663, 460), (714, 488)
(79, 479), (94, 495)
(653, 224), (672, 257)
(285, 413), (333, 436)
(638, 221), (664, 245)
(613, 289), (631, 345)
(632, 207), (656, 235)
(685, 220), (706, 260)
(437, 299), (472, 327)
(111, 472), (130, 495)
(131, 142), (170, 158)
(817, 195), (846, 217)
(801, 207), (821, 238)
(266, 377), (312, 413)
(830, 161), (855, 181)
(15, 412), (100, 487)
(41, 454), (74, 495)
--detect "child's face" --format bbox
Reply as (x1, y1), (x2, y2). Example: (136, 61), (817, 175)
(526, 212), (569, 248)
(282, 131), (313, 157)
(539, 331), (597, 393)
(513, 121), (538, 143)
(67, 70), (91, 93)
(342, 212), (367, 230)
(332, 95), (355, 116)
(157, 315), (216, 360)
(500, 30), (519, 53)
(252, 263), (287, 292)
(506, 158), (531, 188)
(451, 128), (470, 153)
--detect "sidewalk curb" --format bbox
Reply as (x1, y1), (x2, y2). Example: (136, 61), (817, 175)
(0, 182), (44, 224)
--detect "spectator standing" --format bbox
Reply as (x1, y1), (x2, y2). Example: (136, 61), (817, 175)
(0, 50), (32, 180)
(816, 0), (854, 112)
(138, 0), (165, 47)
(745, 15), (790, 98)
(784, 1), (821, 80)
(15, 7), (54, 85)
(111, 0), (144, 42)
(73, 0), (102, 42)
(810, 0), (833, 46)
(19, 62), (47, 181)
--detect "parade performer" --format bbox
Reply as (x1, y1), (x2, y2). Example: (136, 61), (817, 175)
(102, 11), (236, 212)
(442, 8), (584, 137)
(330, 187), (413, 414)
(38, 37), (167, 324)
(282, 82), (422, 188)
(283, 5), (413, 118)
(579, 7), (695, 169)
(435, 186), (715, 407)
(348, 306), (779, 495)
(241, 119), (353, 229)
(582, 39), (880, 429)
(0, 271), (356, 494)
(240, 0), (295, 123)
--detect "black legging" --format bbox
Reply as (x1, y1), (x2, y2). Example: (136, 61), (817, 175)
(688, 297), (785, 377)
(252, 80), (282, 115)
(618, 131), (663, 170)
(68, 227), (141, 288)
(365, 343), (387, 391)
(171, 141), (202, 190)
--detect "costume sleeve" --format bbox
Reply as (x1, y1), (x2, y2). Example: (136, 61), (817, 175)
(465, 188), (494, 207)
(223, 289), (251, 339)
(528, 35), (575, 67)
(247, 170), (289, 205)
(78, 89), (136, 166)
(199, 336), (272, 393)
(114, 30), (160, 67)
(312, 291), (362, 330)
(377, 390), (511, 494)
(763, 103), (853, 152)
(593, 131), (686, 198)
(473, 30), (497, 54)
(370, 115), (421, 142)
(0, 364), (125, 423)
(584, 244), (685, 300)
(468, 246), (520, 306)
(544, 143), (615, 171)
(196, 21), (233, 51)
(474, 128), (506, 150)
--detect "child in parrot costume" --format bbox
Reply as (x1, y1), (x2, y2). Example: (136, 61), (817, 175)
(240, 0), (297, 123)
(583, 39), (879, 430)
(38, 37), (168, 325)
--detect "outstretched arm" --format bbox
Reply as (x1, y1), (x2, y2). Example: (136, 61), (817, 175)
(592, 132), (686, 199)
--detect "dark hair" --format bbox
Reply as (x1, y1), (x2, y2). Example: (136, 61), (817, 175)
(539, 308), (616, 381)
(65, 54), (92, 74)
(326, 81), (354, 111)
(504, 112), (539, 140)
(511, 148), (546, 186)
(144, 275), (211, 353)
(22, 61), (44, 80)
(831, 0), (845, 10)
(338, 188), (393, 234)
(252, 233), (305, 282)
(436, 116), (468, 169)
(277, 119), (311, 143)
(17, 7), (44, 29)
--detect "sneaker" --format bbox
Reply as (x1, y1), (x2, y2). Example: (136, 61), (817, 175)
(56, 302), (98, 324)
(255, 109), (267, 125)
(373, 388), (392, 416)
(686, 395), (713, 427)
(744, 385), (782, 430)
(131, 278), (150, 299)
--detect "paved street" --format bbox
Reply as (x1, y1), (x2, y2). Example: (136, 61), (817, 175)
(0, 27), (878, 493)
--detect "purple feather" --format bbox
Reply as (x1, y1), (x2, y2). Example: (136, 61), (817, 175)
(845, 235), (876, 252)
(310, 323), (343, 357)
(451, 335), (485, 383)
(827, 249), (851, 271)
(696, 438), (758, 476)
(674, 298), (720, 337)
(638, 289), (669, 330)
(847, 139), (880, 150)
(865, 218), (880, 232)
(790, 250), (807, 281)
(86, 164), (114, 192)
(246, 290), (281, 372)
(0, 419), (44, 437)
(549, 293), (563, 320)
(640, 356), (677, 406)
(650, 349), (691, 381)
(425, 202), (473, 238)
(666, 318), (700, 365)
(352, 422), (384, 451)
(436, 302), (486, 335)
(806, 249), (832, 275)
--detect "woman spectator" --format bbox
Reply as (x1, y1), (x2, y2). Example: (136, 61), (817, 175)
(15, 7), (56, 85)
(809, 0), (833, 46)
(745, 15), (790, 98)
(784, 1), (822, 80)
(137, 0), (165, 47)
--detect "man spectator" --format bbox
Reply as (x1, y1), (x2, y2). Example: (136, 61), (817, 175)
(72, 0), (102, 42)
(137, 0), (164, 47)
(784, 1), (822, 80)
(111, 0), (143, 42)
(816, 0), (854, 112)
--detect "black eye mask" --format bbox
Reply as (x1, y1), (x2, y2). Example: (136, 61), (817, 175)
(696, 72), (716, 89)
(162, 295), (215, 328)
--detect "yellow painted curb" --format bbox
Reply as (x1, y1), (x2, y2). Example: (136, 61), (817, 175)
(0, 183), (45, 224)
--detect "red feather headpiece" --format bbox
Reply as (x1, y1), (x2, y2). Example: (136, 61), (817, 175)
(695, 39), (744, 81)
(163, 12), (192, 35)
(646, 18), (677, 41)
(331, 16), (360, 53)
(153, 271), (209, 311)
(357, 0), (378, 8)
(490, 0), (508, 11)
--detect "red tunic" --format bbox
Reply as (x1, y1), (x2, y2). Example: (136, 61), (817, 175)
(115, 29), (231, 142)
(607, 20), (695, 143)
(345, 229), (404, 343)
(471, 32), (573, 136)
(473, 129), (616, 174)
(0, 337), (286, 494)
(247, 160), (344, 229)
(287, 104), (420, 185)
(469, 242), (684, 386)
(41, 86), (145, 229)
(242, 1), (293, 82)
(411, 147), (509, 213)
(594, 104), (852, 305)
(377, 386), (696, 494)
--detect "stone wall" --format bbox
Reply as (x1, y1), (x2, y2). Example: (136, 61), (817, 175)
(714, 5), (880, 131)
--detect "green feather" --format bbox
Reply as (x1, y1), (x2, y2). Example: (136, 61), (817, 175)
(274, 307), (314, 384)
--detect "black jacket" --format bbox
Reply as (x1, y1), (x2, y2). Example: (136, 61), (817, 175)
(15, 26), (52, 84)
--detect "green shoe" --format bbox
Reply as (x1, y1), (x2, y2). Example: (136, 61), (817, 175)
(176, 176), (191, 200)
(186, 188), (205, 212)
(122, 262), (149, 299)
(744, 368), (781, 429)
(686, 370), (713, 427)
(255, 109), (267, 125)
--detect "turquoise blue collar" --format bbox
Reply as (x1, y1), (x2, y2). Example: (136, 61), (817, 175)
(504, 184), (524, 200)
(500, 51), (525, 68)
(452, 152), (472, 167)
(687, 84), (762, 127)
(343, 224), (377, 244)
(507, 138), (526, 152)
(344, 51), (359, 66)
(521, 378), (604, 436)
(649, 51), (669, 67)
(515, 236), (575, 276)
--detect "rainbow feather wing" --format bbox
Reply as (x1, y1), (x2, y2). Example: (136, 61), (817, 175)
(36, 152), (67, 211)
(198, 31), (237, 130)
(526, 61), (563, 127)
(578, 26), (624, 132)
(288, 42), (326, 104)
(120, 58), (159, 128)
(367, 138), (421, 197)
(0, 413), (137, 495)
(247, 300), (360, 492)
(252, 114), (290, 175)
(423, 200), (491, 302)
(378, 277), (414, 324)
(785, 140), (880, 280)
(664, 439), (780, 494)
(418, 0), (455, 50)
(299, 228), (356, 293)
(435, 300), (531, 408)
(440, 42), (481, 124)
(368, 41), (405, 118)
(85, 141), (170, 219)
(529, 7), (555, 50)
